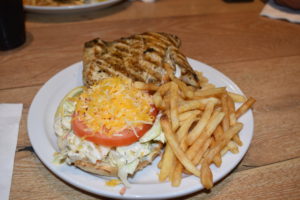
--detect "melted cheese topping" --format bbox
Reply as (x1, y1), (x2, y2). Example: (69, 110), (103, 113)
(74, 77), (154, 135)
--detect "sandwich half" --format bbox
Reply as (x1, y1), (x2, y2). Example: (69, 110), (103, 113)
(83, 32), (200, 87)
(53, 78), (165, 186)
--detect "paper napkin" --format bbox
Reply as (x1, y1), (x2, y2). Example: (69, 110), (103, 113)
(260, 0), (300, 24)
(0, 104), (23, 200)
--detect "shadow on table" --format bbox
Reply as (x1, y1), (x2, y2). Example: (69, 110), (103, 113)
(25, 0), (131, 24)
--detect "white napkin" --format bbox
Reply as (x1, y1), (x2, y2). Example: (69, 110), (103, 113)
(260, 0), (300, 23)
(0, 104), (23, 200)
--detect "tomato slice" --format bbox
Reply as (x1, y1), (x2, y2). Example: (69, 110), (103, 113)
(72, 107), (158, 147)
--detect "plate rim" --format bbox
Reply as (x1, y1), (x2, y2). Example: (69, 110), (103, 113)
(27, 58), (254, 199)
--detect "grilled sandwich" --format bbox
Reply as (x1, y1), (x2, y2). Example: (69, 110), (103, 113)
(83, 32), (200, 87)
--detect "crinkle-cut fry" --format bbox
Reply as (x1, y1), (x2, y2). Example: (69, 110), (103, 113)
(235, 97), (256, 118)
(179, 110), (201, 122)
(160, 116), (200, 177)
(170, 82), (179, 131)
(133, 81), (159, 91)
(221, 93), (230, 132)
(228, 92), (247, 103)
(200, 161), (213, 190)
(193, 87), (226, 98)
(178, 97), (220, 113)
(159, 144), (176, 182)
(204, 123), (243, 164)
(186, 110), (225, 161)
(187, 101), (215, 145)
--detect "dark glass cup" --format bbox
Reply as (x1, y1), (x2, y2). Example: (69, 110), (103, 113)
(0, 0), (26, 51)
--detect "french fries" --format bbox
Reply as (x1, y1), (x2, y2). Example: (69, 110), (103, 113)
(170, 82), (179, 131)
(235, 97), (256, 118)
(140, 69), (256, 190)
(161, 117), (201, 177)
(228, 91), (247, 103)
(133, 81), (159, 91)
(200, 161), (213, 189)
(203, 123), (243, 164)
(159, 143), (177, 182)
(186, 101), (215, 145)
(193, 87), (226, 98)
(178, 98), (220, 113)
(178, 110), (201, 122)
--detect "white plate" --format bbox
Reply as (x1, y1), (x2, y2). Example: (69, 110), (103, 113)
(24, 0), (123, 14)
(28, 58), (254, 199)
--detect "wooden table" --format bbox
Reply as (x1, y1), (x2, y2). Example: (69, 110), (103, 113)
(1, 0), (300, 199)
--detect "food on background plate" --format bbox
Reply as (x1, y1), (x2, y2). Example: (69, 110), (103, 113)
(83, 32), (200, 88)
(54, 77), (165, 187)
(54, 32), (256, 192)
(23, 0), (107, 6)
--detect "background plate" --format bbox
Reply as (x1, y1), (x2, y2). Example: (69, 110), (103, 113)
(24, 0), (123, 14)
(28, 58), (254, 199)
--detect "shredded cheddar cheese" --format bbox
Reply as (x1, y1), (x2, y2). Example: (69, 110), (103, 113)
(106, 179), (122, 187)
(74, 77), (154, 135)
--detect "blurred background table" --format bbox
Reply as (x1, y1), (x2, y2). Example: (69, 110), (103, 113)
(1, 0), (300, 199)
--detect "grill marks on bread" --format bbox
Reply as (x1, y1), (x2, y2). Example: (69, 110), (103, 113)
(83, 32), (199, 87)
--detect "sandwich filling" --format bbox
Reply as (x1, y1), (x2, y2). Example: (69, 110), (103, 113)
(53, 77), (165, 186)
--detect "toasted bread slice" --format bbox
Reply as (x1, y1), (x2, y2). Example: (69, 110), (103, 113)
(83, 32), (200, 87)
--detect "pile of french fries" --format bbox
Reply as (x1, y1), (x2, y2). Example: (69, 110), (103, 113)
(133, 68), (256, 190)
